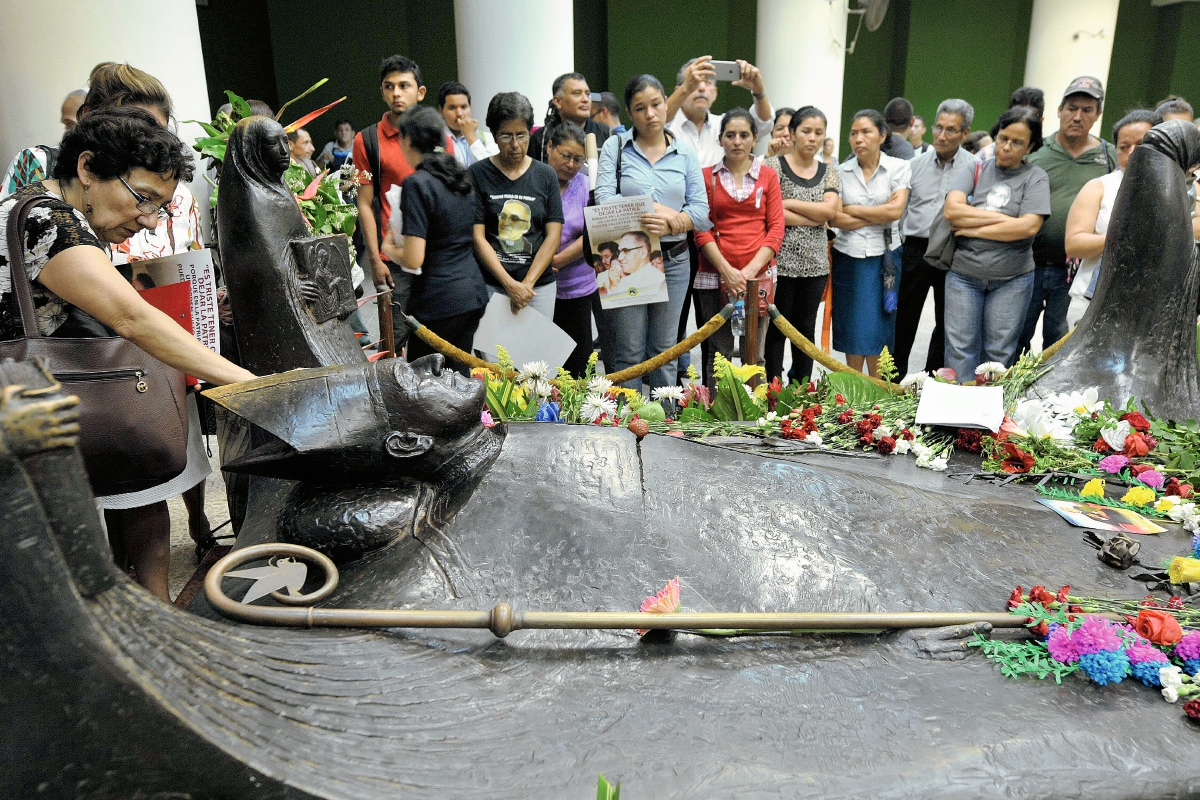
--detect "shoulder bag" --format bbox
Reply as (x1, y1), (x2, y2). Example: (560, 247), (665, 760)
(0, 194), (189, 495)
(924, 158), (984, 271)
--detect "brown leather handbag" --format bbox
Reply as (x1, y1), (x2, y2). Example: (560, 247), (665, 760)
(1, 194), (188, 495)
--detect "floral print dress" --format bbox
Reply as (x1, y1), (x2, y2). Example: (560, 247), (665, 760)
(0, 182), (106, 339)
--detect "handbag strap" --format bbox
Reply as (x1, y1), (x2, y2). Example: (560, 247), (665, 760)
(4, 194), (57, 340)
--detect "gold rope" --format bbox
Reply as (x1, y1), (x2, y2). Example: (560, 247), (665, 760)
(403, 316), (507, 375)
(767, 305), (900, 393)
(604, 305), (734, 385)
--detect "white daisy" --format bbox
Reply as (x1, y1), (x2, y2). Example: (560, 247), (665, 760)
(899, 372), (927, 391)
(581, 393), (617, 423)
(531, 380), (553, 399)
(974, 361), (1007, 378)
(651, 386), (684, 405)
(588, 376), (614, 394)
(517, 360), (552, 384)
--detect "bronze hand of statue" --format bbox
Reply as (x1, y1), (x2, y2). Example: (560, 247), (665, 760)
(298, 279), (321, 305)
(0, 384), (81, 457)
(896, 621), (993, 661)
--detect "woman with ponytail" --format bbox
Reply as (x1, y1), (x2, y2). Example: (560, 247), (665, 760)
(381, 106), (488, 372)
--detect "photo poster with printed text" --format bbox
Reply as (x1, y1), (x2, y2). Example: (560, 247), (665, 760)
(130, 249), (220, 385)
(584, 194), (667, 310)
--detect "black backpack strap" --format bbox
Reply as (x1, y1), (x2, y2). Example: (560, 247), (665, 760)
(362, 123), (383, 246)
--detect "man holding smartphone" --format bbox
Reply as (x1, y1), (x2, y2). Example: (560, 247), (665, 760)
(666, 55), (774, 168)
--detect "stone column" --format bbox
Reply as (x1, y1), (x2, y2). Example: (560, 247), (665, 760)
(0, 0), (212, 202)
(756, 0), (848, 157)
(1024, 0), (1121, 133)
(454, 0), (575, 138)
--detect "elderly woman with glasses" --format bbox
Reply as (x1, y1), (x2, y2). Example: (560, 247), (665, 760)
(0, 107), (255, 600)
(469, 91), (564, 319)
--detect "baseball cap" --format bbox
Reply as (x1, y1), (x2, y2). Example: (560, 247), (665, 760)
(1063, 76), (1104, 101)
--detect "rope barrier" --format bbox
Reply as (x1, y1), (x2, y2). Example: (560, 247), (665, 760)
(403, 316), (507, 375)
(405, 305), (734, 384)
(1037, 328), (1073, 363)
(767, 305), (900, 394)
(604, 304), (735, 385)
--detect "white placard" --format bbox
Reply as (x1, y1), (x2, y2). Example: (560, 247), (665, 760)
(471, 293), (575, 370)
(914, 381), (1005, 432)
(128, 248), (219, 354)
(584, 194), (669, 310)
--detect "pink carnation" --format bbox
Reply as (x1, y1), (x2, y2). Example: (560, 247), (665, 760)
(1097, 454), (1129, 474)
(1126, 641), (1169, 665)
(1136, 469), (1165, 489)
(1047, 625), (1079, 663)
(1175, 630), (1200, 661)
(1071, 615), (1124, 655)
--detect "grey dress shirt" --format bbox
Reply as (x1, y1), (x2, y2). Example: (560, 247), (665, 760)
(900, 146), (979, 239)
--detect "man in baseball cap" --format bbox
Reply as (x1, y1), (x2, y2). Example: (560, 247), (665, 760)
(1017, 76), (1117, 357)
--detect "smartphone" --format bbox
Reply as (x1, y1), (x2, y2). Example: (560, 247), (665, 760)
(709, 60), (741, 82)
(590, 92), (602, 102)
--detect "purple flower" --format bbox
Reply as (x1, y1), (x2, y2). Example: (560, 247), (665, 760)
(1136, 469), (1165, 489)
(1047, 625), (1079, 663)
(1071, 615), (1124, 655)
(1099, 453), (1128, 472)
(1175, 630), (1200, 662)
(1097, 454), (1130, 474)
(1126, 641), (1169, 665)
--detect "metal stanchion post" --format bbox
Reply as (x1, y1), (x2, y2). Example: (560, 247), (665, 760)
(378, 289), (395, 359)
(744, 278), (759, 388)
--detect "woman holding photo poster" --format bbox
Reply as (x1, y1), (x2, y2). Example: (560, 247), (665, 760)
(546, 121), (612, 376)
(694, 108), (784, 391)
(469, 92), (563, 320)
(595, 74), (709, 391)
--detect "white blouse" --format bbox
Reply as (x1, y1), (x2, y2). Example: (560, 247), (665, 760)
(834, 151), (911, 258)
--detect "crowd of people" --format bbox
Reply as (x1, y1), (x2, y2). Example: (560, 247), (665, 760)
(2, 52), (1200, 598)
(339, 53), (1200, 392)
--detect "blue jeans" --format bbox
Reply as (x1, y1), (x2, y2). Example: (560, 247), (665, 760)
(1016, 264), (1070, 357)
(607, 247), (690, 390)
(944, 270), (1036, 381)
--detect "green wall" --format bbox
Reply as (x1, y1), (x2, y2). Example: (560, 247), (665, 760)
(1106, 0), (1200, 128)
(605, 0), (759, 118)
(264, 0), (457, 138)
(903, 0), (1032, 137)
(195, 0), (280, 116)
(197, 0), (1200, 156)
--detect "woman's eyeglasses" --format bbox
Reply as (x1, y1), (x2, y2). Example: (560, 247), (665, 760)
(497, 132), (530, 144)
(118, 176), (170, 220)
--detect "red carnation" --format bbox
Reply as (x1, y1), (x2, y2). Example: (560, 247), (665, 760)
(810, 404), (823, 416)
(1000, 442), (1035, 474)
(1093, 437), (1112, 454)
(1029, 620), (1050, 638)
(858, 434), (874, 448)
(835, 393), (846, 405)
(1169, 596), (1185, 610)
(877, 436), (896, 455)
(867, 413), (882, 426)
(900, 428), (915, 441)
(955, 428), (983, 453)
(807, 381), (818, 394)
(1006, 586), (1024, 611)
(856, 419), (876, 437)
(1055, 585), (1071, 605)
(1029, 585), (1056, 608)
(1130, 463), (1155, 477)
(1184, 698), (1200, 723)
(1124, 433), (1151, 458)
(1120, 411), (1151, 432)
(837, 410), (855, 424)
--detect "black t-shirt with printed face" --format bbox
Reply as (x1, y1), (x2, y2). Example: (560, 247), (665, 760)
(399, 169), (489, 321)
(469, 158), (564, 287)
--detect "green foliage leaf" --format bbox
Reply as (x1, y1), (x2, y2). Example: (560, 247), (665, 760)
(597, 775), (620, 800)
(680, 406), (716, 423)
(225, 90), (252, 120)
(824, 372), (888, 409)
